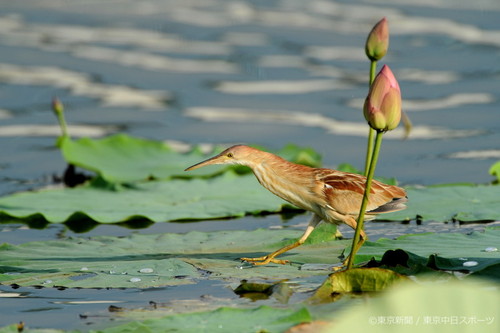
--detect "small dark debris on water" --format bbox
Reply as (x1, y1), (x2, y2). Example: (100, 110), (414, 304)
(108, 305), (124, 312)
(196, 267), (212, 277)
(60, 164), (91, 187)
(69, 273), (97, 281)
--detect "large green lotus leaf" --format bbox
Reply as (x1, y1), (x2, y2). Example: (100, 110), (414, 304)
(353, 227), (500, 278)
(60, 134), (322, 182)
(3, 181), (499, 225)
(382, 185), (500, 222)
(60, 134), (214, 182)
(0, 172), (294, 223)
(327, 279), (500, 332)
(98, 305), (312, 333)
(0, 223), (347, 288)
(490, 161), (500, 182)
(310, 268), (410, 303)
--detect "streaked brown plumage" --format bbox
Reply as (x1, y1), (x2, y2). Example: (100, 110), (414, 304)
(185, 145), (407, 266)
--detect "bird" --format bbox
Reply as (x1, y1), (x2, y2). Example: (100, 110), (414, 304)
(185, 145), (407, 266)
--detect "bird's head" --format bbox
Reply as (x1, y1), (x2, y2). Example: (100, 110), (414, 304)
(184, 145), (257, 171)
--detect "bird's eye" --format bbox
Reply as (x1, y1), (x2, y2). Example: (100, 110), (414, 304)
(227, 153), (234, 158)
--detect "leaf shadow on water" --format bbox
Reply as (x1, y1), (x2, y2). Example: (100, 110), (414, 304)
(21, 252), (275, 263)
(0, 266), (59, 274)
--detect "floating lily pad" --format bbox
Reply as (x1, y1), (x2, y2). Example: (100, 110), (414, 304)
(2, 182), (500, 225)
(233, 280), (293, 303)
(382, 185), (500, 222)
(0, 172), (295, 224)
(353, 227), (500, 279)
(0, 223), (346, 288)
(60, 134), (322, 182)
(100, 305), (312, 333)
(310, 268), (410, 304)
(490, 161), (500, 182)
(60, 134), (213, 182)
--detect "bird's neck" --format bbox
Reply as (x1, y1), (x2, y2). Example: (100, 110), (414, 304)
(248, 154), (316, 210)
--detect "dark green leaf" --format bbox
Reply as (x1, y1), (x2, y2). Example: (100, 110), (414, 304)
(0, 173), (294, 223)
(60, 134), (213, 182)
(355, 227), (500, 279)
(99, 306), (312, 333)
(489, 161), (500, 182)
(382, 185), (500, 222)
(0, 224), (346, 288)
(310, 268), (409, 303)
(60, 135), (323, 183)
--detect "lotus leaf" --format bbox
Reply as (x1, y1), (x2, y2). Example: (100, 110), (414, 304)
(382, 185), (500, 222)
(60, 134), (322, 182)
(2, 182), (500, 225)
(310, 267), (410, 303)
(490, 161), (500, 182)
(0, 223), (346, 288)
(354, 227), (500, 280)
(99, 306), (313, 333)
(0, 172), (293, 224)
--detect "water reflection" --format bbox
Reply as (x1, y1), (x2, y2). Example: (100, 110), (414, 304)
(0, 124), (118, 137)
(348, 92), (494, 111)
(214, 79), (353, 94)
(186, 107), (485, 139)
(0, 64), (170, 109)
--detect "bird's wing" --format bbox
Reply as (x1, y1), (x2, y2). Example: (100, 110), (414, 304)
(315, 169), (407, 216)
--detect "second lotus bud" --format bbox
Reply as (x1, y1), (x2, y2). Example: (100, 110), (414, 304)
(363, 65), (401, 132)
(365, 17), (389, 61)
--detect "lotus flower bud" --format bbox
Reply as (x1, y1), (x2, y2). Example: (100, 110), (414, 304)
(363, 65), (401, 132)
(365, 17), (389, 61)
(52, 97), (64, 115)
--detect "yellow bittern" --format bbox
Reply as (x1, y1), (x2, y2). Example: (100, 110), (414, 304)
(185, 145), (407, 266)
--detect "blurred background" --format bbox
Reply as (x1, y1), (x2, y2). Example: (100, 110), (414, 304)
(0, 0), (499, 192)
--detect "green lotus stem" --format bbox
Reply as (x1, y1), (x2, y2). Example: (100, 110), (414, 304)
(364, 127), (375, 176)
(52, 98), (69, 139)
(56, 110), (69, 139)
(363, 60), (377, 176)
(347, 129), (383, 269)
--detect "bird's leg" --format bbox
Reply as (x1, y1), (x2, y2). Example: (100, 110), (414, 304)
(240, 214), (322, 266)
(340, 216), (368, 267)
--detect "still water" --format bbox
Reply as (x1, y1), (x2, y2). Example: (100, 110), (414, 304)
(0, 0), (499, 330)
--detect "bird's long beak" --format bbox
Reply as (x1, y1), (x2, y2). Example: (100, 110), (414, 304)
(184, 154), (225, 171)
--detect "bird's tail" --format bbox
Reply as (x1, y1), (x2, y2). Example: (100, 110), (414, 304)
(367, 196), (408, 214)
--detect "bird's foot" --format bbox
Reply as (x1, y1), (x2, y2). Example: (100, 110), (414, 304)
(240, 256), (289, 266)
